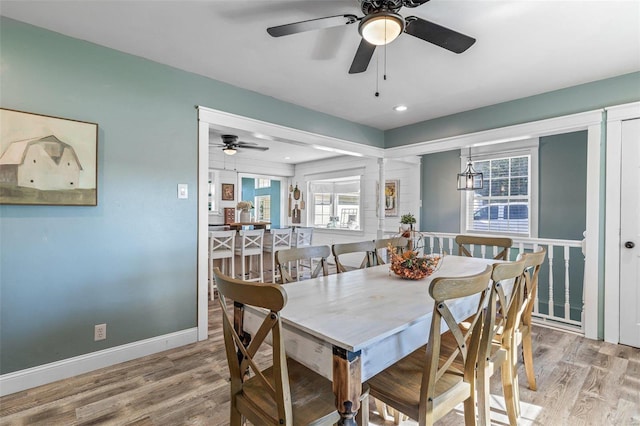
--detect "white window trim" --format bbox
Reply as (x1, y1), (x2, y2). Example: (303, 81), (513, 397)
(307, 169), (365, 232)
(459, 138), (539, 238)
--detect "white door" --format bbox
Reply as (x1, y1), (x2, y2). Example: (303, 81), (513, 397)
(620, 118), (640, 348)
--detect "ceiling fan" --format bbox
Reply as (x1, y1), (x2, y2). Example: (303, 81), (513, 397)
(211, 134), (269, 156)
(267, 0), (476, 74)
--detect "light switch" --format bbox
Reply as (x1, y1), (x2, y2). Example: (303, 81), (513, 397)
(177, 184), (188, 199)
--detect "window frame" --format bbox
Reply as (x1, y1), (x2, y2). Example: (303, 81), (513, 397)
(460, 139), (539, 238)
(307, 172), (364, 232)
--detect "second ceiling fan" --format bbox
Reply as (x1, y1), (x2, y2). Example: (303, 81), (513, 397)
(267, 0), (476, 74)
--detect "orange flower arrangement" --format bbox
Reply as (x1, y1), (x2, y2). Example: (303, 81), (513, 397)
(389, 245), (441, 280)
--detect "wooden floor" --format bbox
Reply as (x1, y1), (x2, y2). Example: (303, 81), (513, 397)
(1, 298), (638, 426)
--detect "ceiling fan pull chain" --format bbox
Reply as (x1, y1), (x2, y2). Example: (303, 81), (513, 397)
(375, 49), (380, 97)
(384, 42), (388, 81)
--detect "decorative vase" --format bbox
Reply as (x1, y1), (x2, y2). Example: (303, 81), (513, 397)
(401, 223), (411, 231)
(239, 210), (251, 223)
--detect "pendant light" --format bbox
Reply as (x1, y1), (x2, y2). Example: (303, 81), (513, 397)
(457, 148), (483, 190)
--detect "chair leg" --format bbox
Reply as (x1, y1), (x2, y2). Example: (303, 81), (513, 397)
(209, 259), (214, 301)
(463, 395), (476, 426)
(229, 403), (244, 426)
(522, 329), (537, 391)
(357, 393), (370, 426)
(477, 366), (491, 426)
(501, 357), (519, 426)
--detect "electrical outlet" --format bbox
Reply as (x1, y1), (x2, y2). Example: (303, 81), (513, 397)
(94, 323), (106, 341)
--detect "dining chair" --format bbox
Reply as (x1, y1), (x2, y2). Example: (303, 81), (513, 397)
(293, 226), (313, 248)
(234, 229), (264, 282)
(263, 228), (293, 283)
(373, 237), (409, 265)
(275, 245), (330, 283)
(208, 230), (236, 300)
(474, 259), (527, 426)
(455, 234), (513, 260)
(366, 265), (494, 426)
(512, 248), (547, 402)
(332, 240), (377, 273)
(212, 267), (346, 426)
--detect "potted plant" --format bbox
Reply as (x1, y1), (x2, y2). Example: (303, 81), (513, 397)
(400, 212), (416, 231)
(237, 200), (254, 222)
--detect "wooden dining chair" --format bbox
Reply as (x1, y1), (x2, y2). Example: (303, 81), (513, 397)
(373, 237), (409, 265)
(275, 245), (330, 283)
(366, 265), (494, 426)
(475, 259), (527, 426)
(212, 267), (341, 426)
(455, 234), (513, 260)
(512, 248), (547, 401)
(332, 240), (377, 273)
(208, 230), (236, 300)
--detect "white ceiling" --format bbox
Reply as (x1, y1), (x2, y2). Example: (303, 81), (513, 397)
(2, 0), (639, 162)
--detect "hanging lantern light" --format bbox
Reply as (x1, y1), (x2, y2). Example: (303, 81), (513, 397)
(457, 148), (483, 190)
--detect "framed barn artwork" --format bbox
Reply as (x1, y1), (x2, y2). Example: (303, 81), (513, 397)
(0, 108), (98, 206)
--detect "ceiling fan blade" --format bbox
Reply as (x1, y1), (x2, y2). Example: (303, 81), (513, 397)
(236, 141), (259, 147)
(240, 145), (269, 151)
(404, 16), (476, 53)
(349, 39), (376, 74)
(267, 14), (358, 37)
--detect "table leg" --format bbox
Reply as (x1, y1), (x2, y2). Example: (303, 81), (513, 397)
(332, 346), (362, 426)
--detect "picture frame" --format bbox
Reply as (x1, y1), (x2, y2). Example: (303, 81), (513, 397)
(221, 183), (234, 201)
(385, 180), (399, 217)
(0, 108), (98, 206)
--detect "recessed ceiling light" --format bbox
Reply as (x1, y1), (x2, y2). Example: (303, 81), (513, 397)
(393, 105), (408, 112)
(284, 156), (291, 160)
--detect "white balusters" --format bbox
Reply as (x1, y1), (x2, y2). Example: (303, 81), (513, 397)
(548, 244), (554, 317)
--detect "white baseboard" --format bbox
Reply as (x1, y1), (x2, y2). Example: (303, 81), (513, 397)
(0, 328), (198, 397)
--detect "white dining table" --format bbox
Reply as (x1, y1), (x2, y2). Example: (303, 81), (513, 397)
(240, 255), (501, 425)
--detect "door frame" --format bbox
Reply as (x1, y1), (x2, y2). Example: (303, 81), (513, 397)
(604, 101), (640, 344)
(196, 107), (384, 340)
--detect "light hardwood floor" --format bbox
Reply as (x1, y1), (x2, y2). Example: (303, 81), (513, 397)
(1, 298), (638, 425)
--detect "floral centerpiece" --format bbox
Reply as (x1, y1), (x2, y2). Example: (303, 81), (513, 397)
(389, 246), (441, 280)
(236, 201), (254, 211)
(237, 201), (254, 222)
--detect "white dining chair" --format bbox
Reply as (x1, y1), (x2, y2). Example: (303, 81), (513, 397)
(208, 230), (236, 300)
(234, 229), (265, 282)
(263, 228), (293, 283)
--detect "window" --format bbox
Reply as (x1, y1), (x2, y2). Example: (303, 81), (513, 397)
(255, 195), (271, 221)
(309, 175), (362, 230)
(462, 141), (538, 237)
(255, 178), (271, 189)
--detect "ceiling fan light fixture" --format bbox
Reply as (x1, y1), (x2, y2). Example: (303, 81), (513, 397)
(223, 147), (237, 156)
(359, 12), (404, 46)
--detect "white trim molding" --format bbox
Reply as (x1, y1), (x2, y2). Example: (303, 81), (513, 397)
(604, 101), (640, 344)
(0, 328), (198, 397)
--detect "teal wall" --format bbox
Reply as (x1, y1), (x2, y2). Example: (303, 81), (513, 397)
(421, 131), (588, 320)
(0, 18), (380, 374)
(421, 150), (461, 232)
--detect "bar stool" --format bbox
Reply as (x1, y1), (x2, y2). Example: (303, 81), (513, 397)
(263, 228), (293, 283)
(293, 227), (314, 274)
(208, 230), (236, 300)
(234, 229), (265, 282)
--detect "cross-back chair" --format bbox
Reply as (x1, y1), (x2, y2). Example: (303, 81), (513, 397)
(263, 228), (293, 283)
(208, 230), (236, 300)
(332, 240), (377, 273)
(475, 259), (527, 426)
(373, 237), (409, 265)
(455, 235), (513, 260)
(213, 267), (341, 426)
(511, 247), (547, 407)
(366, 265), (494, 426)
(275, 245), (330, 283)
(234, 229), (264, 282)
